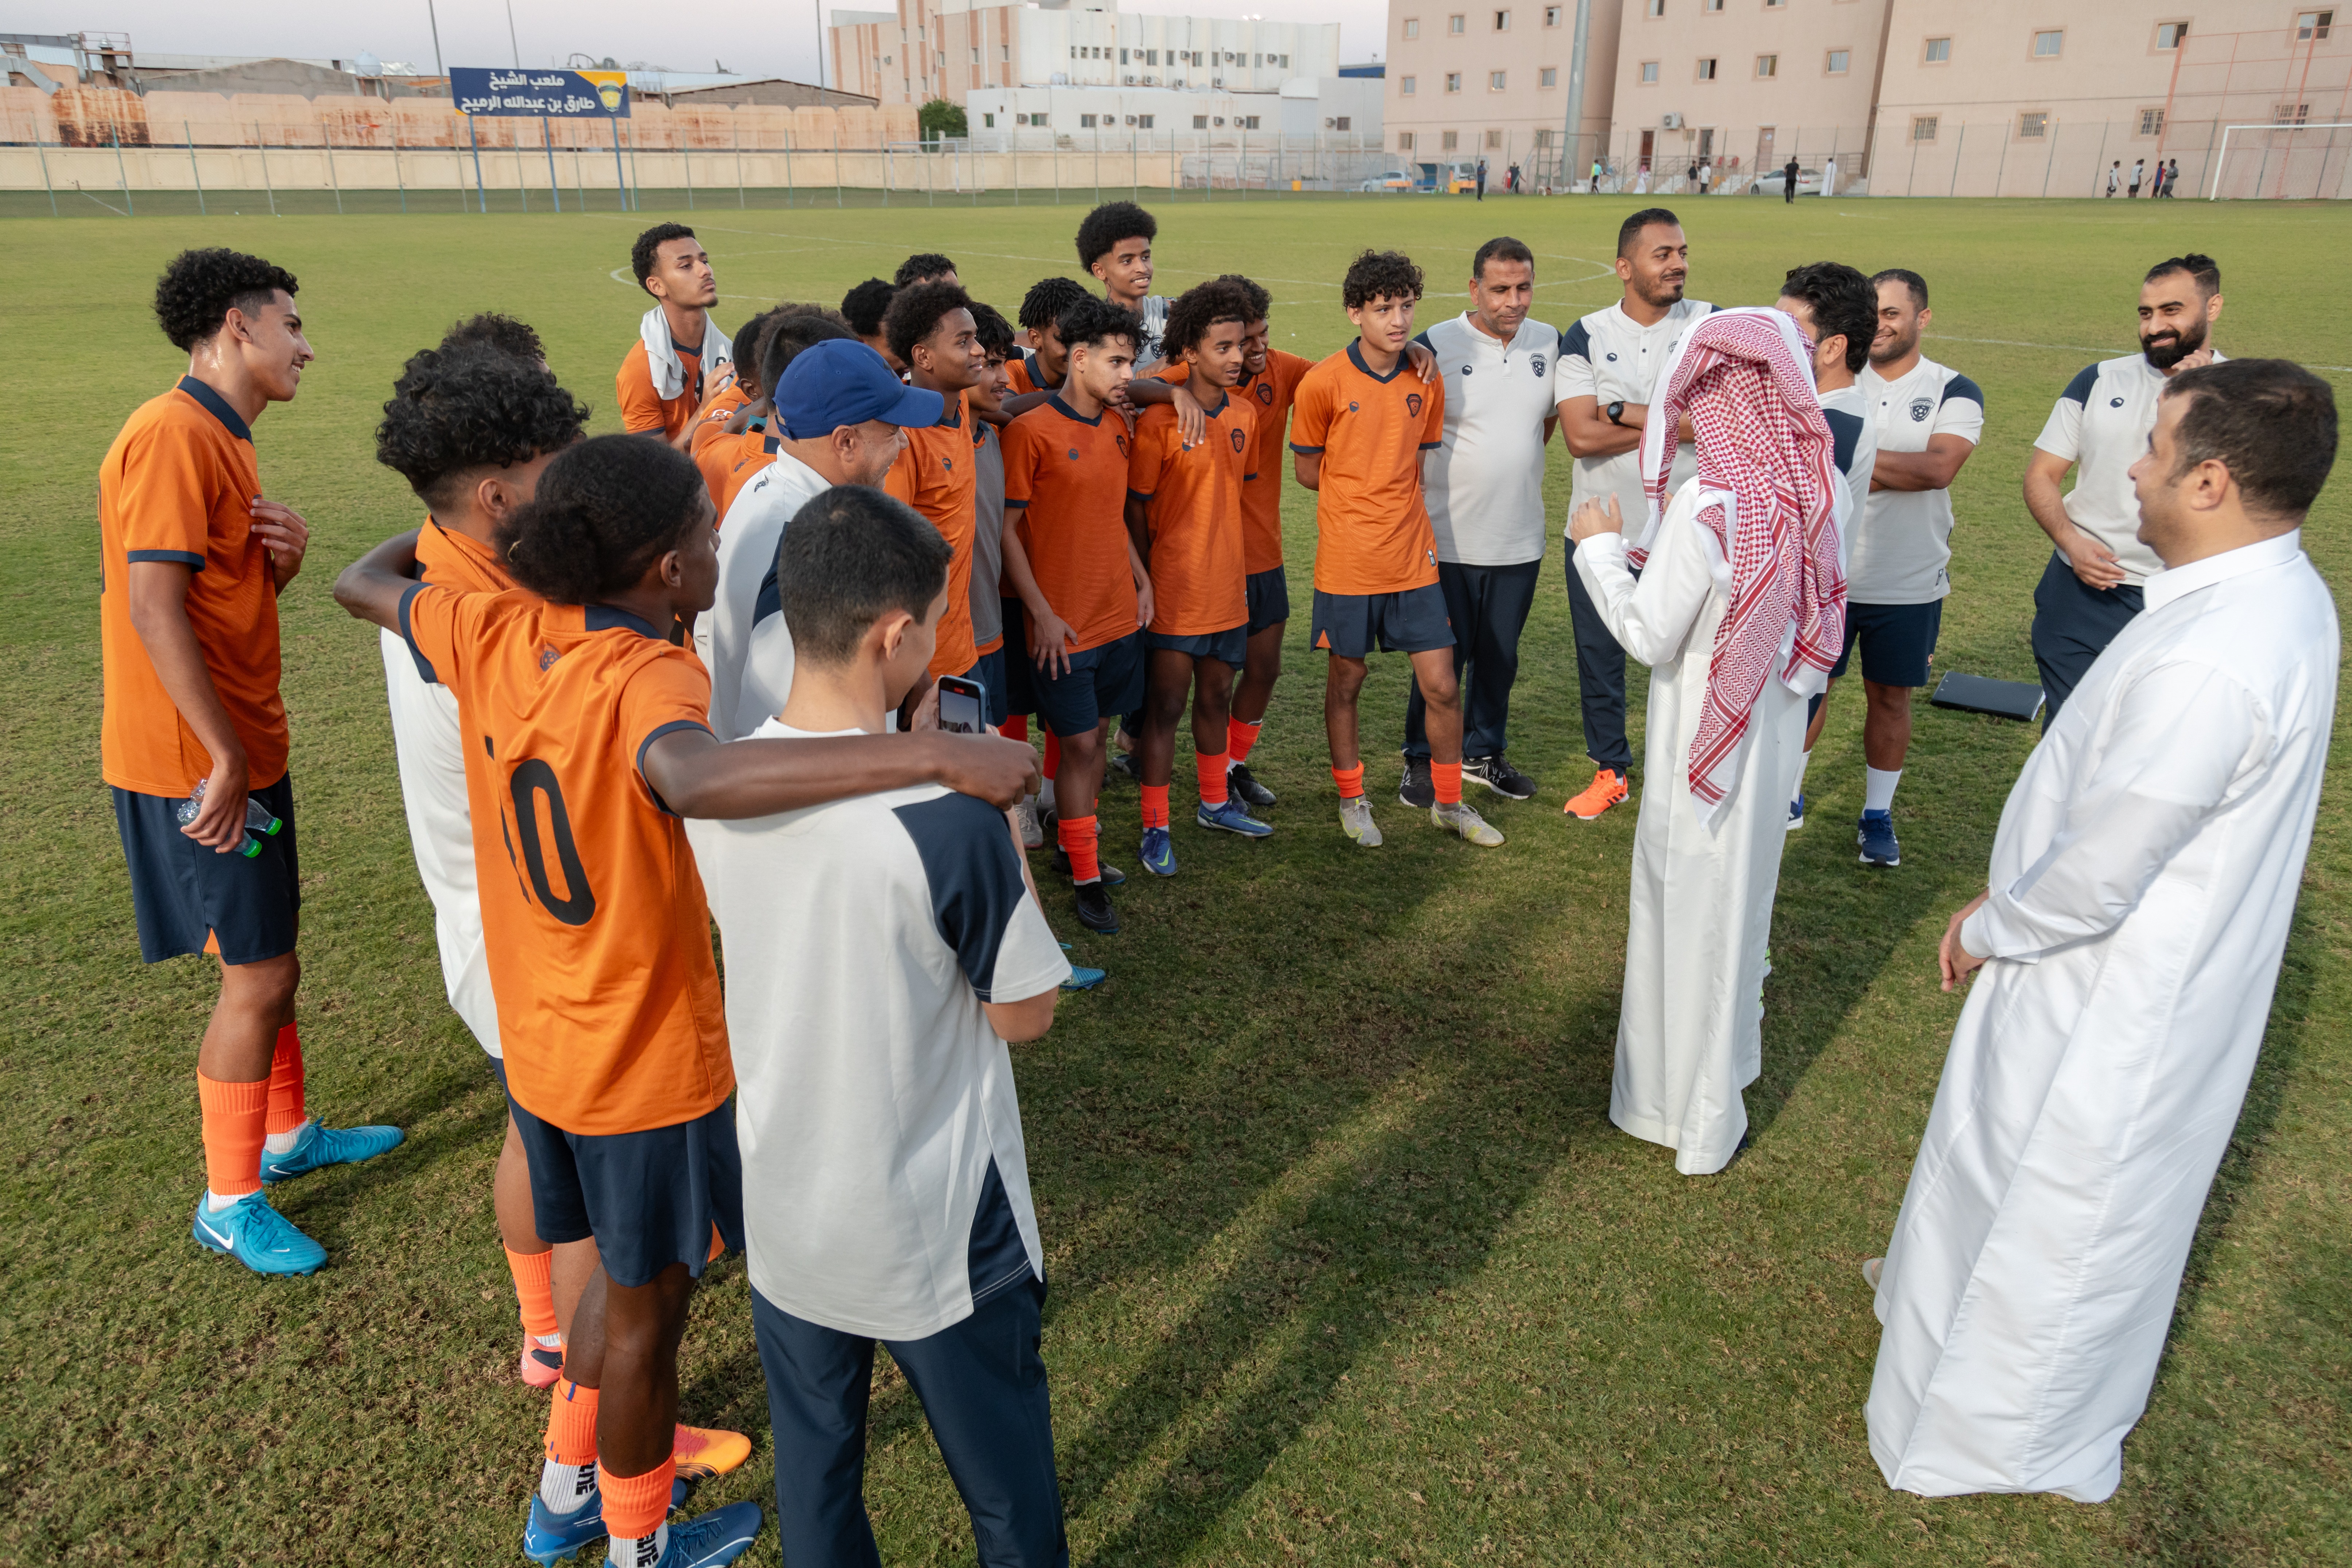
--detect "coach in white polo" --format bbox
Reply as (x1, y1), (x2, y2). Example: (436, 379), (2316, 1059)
(1554, 207), (1713, 820)
(2023, 252), (2224, 723)
(1399, 236), (1560, 806)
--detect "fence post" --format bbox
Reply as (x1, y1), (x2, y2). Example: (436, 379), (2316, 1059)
(469, 115), (488, 212)
(684, 132), (694, 209)
(1132, 133), (1138, 201)
(2090, 120), (2109, 195)
(883, 144), (891, 206)
(259, 127), (277, 216)
(112, 126), (134, 216)
(1947, 122), (1965, 198)
(2041, 119), (2059, 198)
(629, 127), (640, 212)
(926, 139), (934, 205)
(393, 134), (406, 212)
(609, 115), (628, 211)
(834, 141), (843, 207)
(328, 127), (343, 214)
(35, 135), (57, 216)
(186, 123), (205, 216)
(736, 123), (744, 209)
(545, 117), (562, 212)
(1992, 119), (2009, 198)
(784, 135), (795, 208)
(576, 144), (585, 213)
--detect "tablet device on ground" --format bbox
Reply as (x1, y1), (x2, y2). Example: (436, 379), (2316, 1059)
(1930, 672), (2045, 724)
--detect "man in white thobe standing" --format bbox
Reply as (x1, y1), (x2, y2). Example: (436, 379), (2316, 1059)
(1570, 309), (1849, 1176)
(1866, 359), (2340, 1502)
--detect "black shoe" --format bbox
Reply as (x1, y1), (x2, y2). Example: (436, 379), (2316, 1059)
(1464, 754), (1537, 801)
(1398, 756), (1435, 809)
(1051, 849), (1126, 887)
(1073, 879), (1120, 933)
(1107, 749), (1141, 784)
(1226, 760), (1277, 808)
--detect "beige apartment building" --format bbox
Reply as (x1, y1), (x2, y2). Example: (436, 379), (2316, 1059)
(1381, 0), (1624, 177)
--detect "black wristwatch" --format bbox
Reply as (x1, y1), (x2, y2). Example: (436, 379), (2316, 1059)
(1606, 400), (1627, 426)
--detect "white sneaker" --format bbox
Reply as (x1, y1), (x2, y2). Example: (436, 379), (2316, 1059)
(1338, 795), (1383, 847)
(1014, 797), (1045, 851)
(1432, 800), (1506, 847)
(1038, 777), (1058, 817)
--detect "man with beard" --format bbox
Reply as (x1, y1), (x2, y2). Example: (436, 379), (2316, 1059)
(1555, 208), (1714, 820)
(2024, 254), (2224, 721)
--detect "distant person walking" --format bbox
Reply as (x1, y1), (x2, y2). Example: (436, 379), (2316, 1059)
(1591, 155), (1604, 192)
(1476, 159), (1488, 200)
(1697, 157), (1711, 194)
(1783, 157), (1800, 203)
(2165, 157), (2181, 197)
(2130, 157), (2145, 196)
(2106, 163), (2120, 197)
(1822, 155), (1837, 196)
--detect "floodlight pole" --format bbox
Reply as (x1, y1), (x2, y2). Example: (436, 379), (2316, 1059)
(505, 0), (521, 67)
(426, 0), (446, 82)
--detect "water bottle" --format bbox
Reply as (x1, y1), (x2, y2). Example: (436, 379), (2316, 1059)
(175, 781), (282, 858)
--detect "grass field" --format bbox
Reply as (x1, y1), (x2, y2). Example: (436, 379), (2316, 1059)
(5, 195), (2349, 1567)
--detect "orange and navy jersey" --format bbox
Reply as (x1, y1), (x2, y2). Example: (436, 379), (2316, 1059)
(882, 388), (981, 679)
(1159, 349), (1313, 574)
(1127, 395), (1255, 635)
(415, 516), (517, 596)
(617, 338), (708, 441)
(718, 430), (779, 521)
(98, 377), (287, 798)
(1006, 351), (1060, 398)
(690, 380), (752, 462)
(399, 585), (730, 1135)
(1001, 396), (1138, 653)
(1290, 344), (1446, 596)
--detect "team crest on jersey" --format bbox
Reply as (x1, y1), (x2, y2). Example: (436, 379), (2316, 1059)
(1255, 381), (1274, 405)
(1067, 448), (1081, 461)
(1115, 433), (1129, 456)
(2110, 397), (2126, 408)
(1910, 398), (1933, 421)
(1605, 352), (1619, 362)
(1230, 427), (1247, 453)
(537, 646), (560, 671)
(1406, 393), (1425, 417)
(1533, 355), (1547, 377)
(1461, 365), (1473, 376)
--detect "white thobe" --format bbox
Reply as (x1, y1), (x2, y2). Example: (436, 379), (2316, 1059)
(1575, 479), (1810, 1176)
(697, 452), (831, 741)
(1867, 529), (2337, 1502)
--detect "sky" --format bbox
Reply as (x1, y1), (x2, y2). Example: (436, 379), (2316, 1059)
(22, 0), (1388, 88)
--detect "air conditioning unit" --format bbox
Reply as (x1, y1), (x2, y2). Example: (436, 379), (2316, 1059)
(1661, 112), (1683, 129)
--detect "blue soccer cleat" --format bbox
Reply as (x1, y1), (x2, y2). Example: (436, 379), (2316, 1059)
(1197, 800), (1274, 838)
(259, 1120), (406, 1184)
(191, 1189), (326, 1277)
(525, 1484), (608, 1566)
(1062, 965), (1108, 991)
(1856, 809), (1901, 867)
(1138, 826), (1177, 876)
(1786, 794), (1805, 832)
(654, 1502), (765, 1567)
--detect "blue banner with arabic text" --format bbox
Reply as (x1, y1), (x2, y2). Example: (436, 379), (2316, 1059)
(451, 67), (630, 118)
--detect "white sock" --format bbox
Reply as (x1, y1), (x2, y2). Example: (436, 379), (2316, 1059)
(533, 1331), (565, 1350)
(610, 1522), (668, 1567)
(1791, 748), (1813, 807)
(1038, 777), (1058, 813)
(539, 1457), (597, 1515)
(262, 1118), (312, 1156)
(205, 1189), (250, 1213)
(1864, 766), (1902, 814)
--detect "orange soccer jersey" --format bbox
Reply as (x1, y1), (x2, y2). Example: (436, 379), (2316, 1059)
(688, 381), (753, 506)
(1126, 394), (1255, 635)
(1002, 396), (1139, 654)
(717, 430), (779, 521)
(1005, 351), (1060, 398)
(882, 388), (981, 679)
(1289, 344), (1446, 596)
(1160, 349), (1313, 575)
(415, 516), (517, 595)
(616, 338), (709, 442)
(98, 377), (288, 798)
(399, 586), (731, 1136)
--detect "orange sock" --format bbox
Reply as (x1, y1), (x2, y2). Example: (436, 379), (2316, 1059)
(1140, 785), (1170, 830)
(708, 1222), (725, 1263)
(1433, 761), (1464, 806)
(545, 1379), (600, 1466)
(998, 715), (1028, 744)
(1043, 731), (1061, 780)
(1197, 751), (1230, 806)
(197, 1072), (268, 1198)
(1058, 814), (1100, 882)
(264, 1022), (306, 1135)
(506, 1246), (559, 1341)
(599, 1457), (676, 1540)
(1332, 763), (1365, 800)
(1228, 717), (1262, 764)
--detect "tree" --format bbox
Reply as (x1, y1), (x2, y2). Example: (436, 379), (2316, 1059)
(918, 97), (968, 144)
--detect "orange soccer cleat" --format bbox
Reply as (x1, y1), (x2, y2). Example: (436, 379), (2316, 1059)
(1563, 767), (1630, 821)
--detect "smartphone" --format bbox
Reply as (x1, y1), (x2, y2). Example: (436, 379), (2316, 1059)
(936, 674), (988, 735)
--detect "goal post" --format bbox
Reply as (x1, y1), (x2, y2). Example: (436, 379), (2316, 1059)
(2206, 121), (2352, 200)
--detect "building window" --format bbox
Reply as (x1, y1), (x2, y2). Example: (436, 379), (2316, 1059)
(2018, 111), (2048, 138)
(1404, 17), (1421, 37)
(1001, 45), (1010, 60)
(1443, 129), (1460, 149)
(983, 112), (995, 127)
(2297, 12), (2333, 41)
(2139, 107), (2165, 135)
(1756, 54), (1777, 77)
(1641, 60), (1660, 82)
(1704, 0), (1722, 9)
(1646, 0), (1664, 14)
(1243, 115), (1260, 128)
(1400, 129), (1416, 150)
(1537, 127), (1557, 146)
(1450, 13), (1467, 33)
(1119, 47), (1128, 62)
(1489, 70), (1507, 89)
(1335, 116), (1352, 129)
(1080, 113), (1097, 127)
(1495, 9), (1511, 28)
(1402, 75), (1417, 94)
(1826, 49), (1848, 74)
(1545, 6), (1562, 24)
(1138, 113), (1154, 128)
(1697, 57), (1717, 80)
(1485, 127), (1503, 147)
(1924, 36), (1950, 63)
(1911, 115), (1937, 142)
(1193, 114), (1208, 128)
(2155, 21), (2188, 49)
(2278, 101), (2312, 125)
(1446, 71), (1463, 91)
(2032, 30), (2063, 58)
(1764, 0), (1783, 7)
(1540, 66), (1558, 86)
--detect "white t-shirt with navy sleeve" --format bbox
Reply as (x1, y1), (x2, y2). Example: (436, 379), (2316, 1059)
(1855, 355), (1983, 604)
(1817, 383), (1878, 581)
(1554, 297), (1714, 526)
(687, 725), (1072, 1341)
(2033, 351), (2225, 588)
(1415, 312), (1561, 567)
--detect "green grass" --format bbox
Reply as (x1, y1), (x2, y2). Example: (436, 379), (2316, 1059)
(4, 196), (2348, 1567)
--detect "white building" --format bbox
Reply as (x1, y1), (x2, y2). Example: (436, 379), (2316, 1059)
(964, 74), (1379, 143)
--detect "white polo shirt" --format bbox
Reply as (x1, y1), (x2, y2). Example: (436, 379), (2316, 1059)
(698, 452), (832, 740)
(1855, 355), (1983, 604)
(688, 731), (1071, 1341)
(1817, 383), (1878, 580)
(1416, 312), (1562, 566)
(2033, 351), (2226, 588)
(1556, 297), (1715, 523)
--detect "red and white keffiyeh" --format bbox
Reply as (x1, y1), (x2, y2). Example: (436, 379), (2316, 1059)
(1626, 307), (1846, 817)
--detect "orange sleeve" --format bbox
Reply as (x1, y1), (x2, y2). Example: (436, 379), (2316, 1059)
(1126, 415), (1169, 499)
(881, 442), (919, 506)
(1001, 420), (1039, 510)
(1289, 373), (1332, 454)
(1420, 372), (1447, 449)
(1156, 360), (1192, 387)
(619, 652), (717, 808)
(616, 344), (667, 434)
(115, 423), (217, 568)
(396, 581), (478, 689)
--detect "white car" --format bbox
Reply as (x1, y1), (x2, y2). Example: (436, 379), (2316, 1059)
(1358, 170), (1415, 193)
(1748, 167), (1826, 196)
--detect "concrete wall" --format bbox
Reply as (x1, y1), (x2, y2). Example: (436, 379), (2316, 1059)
(1381, 0), (1622, 178)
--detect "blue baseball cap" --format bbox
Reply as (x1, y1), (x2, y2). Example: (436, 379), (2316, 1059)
(774, 339), (942, 439)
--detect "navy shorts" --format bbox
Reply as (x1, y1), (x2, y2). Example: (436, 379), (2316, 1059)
(999, 599), (1036, 717)
(1245, 566), (1291, 635)
(1147, 624), (1247, 665)
(1032, 630), (1147, 739)
(1831, 599), (1944, 687)
(505, 1093), (746, 1288)
(972, 644), (1009, 728)
(1310, 584), (1454, 659)
(112, 773), (300, 967)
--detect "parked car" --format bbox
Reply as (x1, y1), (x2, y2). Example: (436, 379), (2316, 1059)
(1747, 166), (1826, 197)
(1358, 169), (1415, 192)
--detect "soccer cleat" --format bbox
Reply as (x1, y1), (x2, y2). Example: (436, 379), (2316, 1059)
(671, 1424), (752, 1484)
(520, 1337), (566, 1389)
(1057, 942), (1107, 992)
(1563, 767), (1629, 820)
(1014, 797), (1045, 851)
(1197, 800), (1274, 838)
(524, 1485), (608, 1566)
(1138, 826), (1178, 876)
(1857, 810), (1901, 867)
(1107, 749), (1141, 784)
(1397, 756), (1435, 809)
(1073, 879), (1120, 934)
(191, 1190), (326, 1277)
(1432, 800), (1507, 847)
(1338, 796), (1383, 847)
(652, 1501), (765, 1567)
(1049, 849), (1125, 886)
(258, 1120), (406, 1184)
(1464, 755), (1538, 801)
(1787, 794), (1806, 832)
(1226, 760), (1277, 808)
